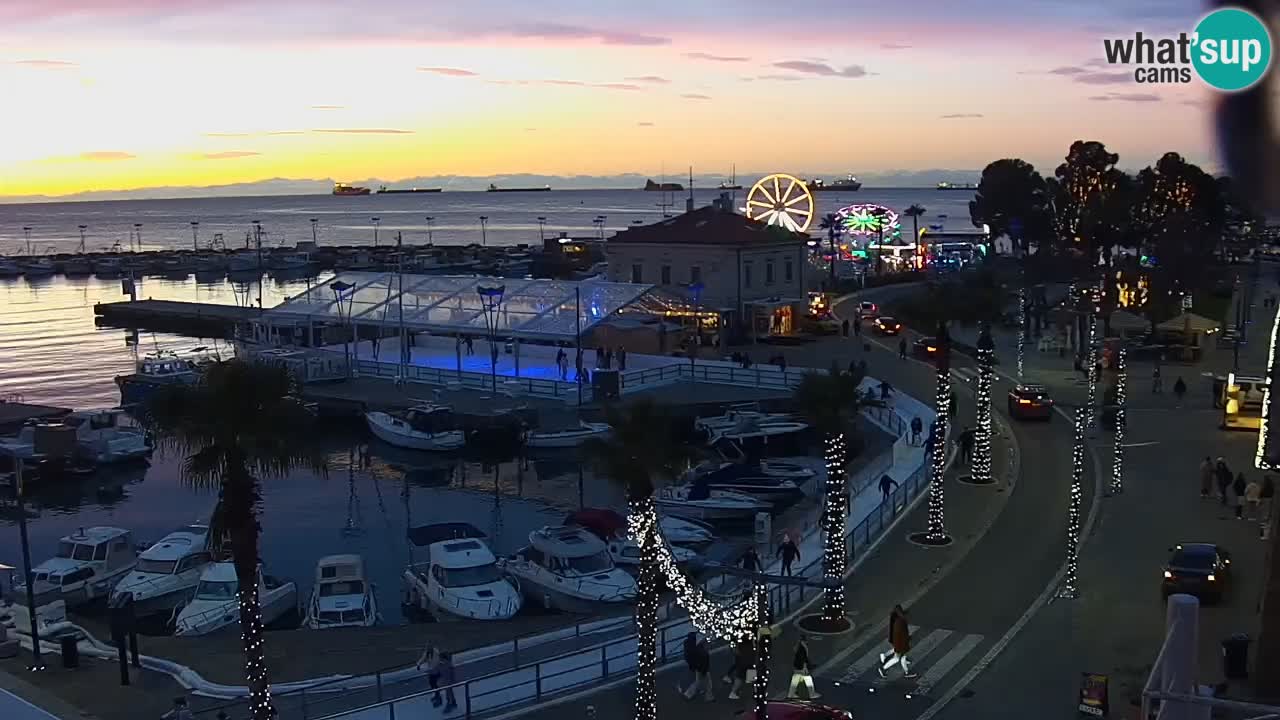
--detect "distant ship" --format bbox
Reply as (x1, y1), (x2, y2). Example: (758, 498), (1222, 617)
(333, 183), (371, 196)
(644, 179), (684, 192)
(806, 174), (862, 192)
(937, 182), (978, 191)
(488, 183), (551, 192)
(718, 164), (742, 190)
(377, 186), (442, 194)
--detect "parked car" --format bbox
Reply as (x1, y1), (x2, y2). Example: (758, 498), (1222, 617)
(1007, 384), (1054, 421)
(1162, 543), (1231, 603)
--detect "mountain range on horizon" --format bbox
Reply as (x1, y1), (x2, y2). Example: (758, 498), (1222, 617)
(0, 170), (992, 205)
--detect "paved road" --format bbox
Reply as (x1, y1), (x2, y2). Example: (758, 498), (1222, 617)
(0, 688), (60, 720)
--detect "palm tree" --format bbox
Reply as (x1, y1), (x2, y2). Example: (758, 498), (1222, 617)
(903, 204), (926, 251)
(144, 361), (324, 720)
(583, 400), (695, 720)
(818, 213), (842, 288)
(791, 364), (865, 626)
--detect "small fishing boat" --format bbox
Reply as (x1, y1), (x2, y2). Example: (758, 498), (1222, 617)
(173, 562), (297, 636)
(109, 525), (213, 617)
(365, 404), (466, 452)
(21, 527), (138, 607)
(694, 406), (798, 437)
(402, 524), (522, 621)
(62, 256), (92, 276)
(0, 258), (23, 277)
(654, 481), (769, 522)
(499, 526), (636, 613)
(306, 554), (378, 629)
(524, 421), (611, 448)
(693, 465), (804, 504)
(706, 417), (809, 445)
(114, 351), (206, 406)
(20, 258), (56, 277)
(65, 408), (152, 464)
(93, 257), (124, 278)
(659, 516), (716, 546)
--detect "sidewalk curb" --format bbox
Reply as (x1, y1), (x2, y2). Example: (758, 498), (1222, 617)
(0, 668), (98, 720)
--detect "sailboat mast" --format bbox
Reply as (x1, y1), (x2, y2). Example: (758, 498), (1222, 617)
(397, 232), (406, 372)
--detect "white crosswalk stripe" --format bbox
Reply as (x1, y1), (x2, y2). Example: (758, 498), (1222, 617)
(950, 368), (979, 383)
(824, 626), (986, 693)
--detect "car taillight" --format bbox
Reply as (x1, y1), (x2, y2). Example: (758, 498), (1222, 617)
(926, 346), (937, 352)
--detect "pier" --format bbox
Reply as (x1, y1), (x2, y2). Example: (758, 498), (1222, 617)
(93, 299), (258, 334)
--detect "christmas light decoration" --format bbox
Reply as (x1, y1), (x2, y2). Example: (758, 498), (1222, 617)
(971, 326), (995, 484)
(1085, 285), (1101, 429)
(1017, 287), (1027, 380)
(1255, 285), (1280, 469)
(753, 584), (771, 720)
(1061, 406), (1085, 599)
(240, 582), (274, 718)
(1110, 348), (1127, 495)
(821, 432), (849, 622)
(918, 322), (953, 545)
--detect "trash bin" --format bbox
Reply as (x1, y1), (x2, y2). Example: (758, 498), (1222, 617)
(60, 634), (80, 669)
(1222, 633), (1249, 679)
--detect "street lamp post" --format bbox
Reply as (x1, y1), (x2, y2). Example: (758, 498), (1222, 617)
(309, 218), (319, 245)
(22, 226), (32, 255)
(688, 281), (704, 382)
(599, 215), (608, 239)
(537, 216), (547, 241)
(133, 223), (142, 253)
(477, 285), (506, 392)
(372, 217), (381, 247)
(190, 221), (199, 251)
(14, 458), (44, 670)
(331, 280), (355, 378)
(479, 216), (489, 246)
(77, 225), (87, 254)
(425, 217), (434, 245)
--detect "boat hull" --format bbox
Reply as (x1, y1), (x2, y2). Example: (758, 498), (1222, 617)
(654, 499), (763, 522)
(174, 582), (296, 636)
(513, 580), (624, 614)
(404, 570), (522, 621)
(366, 413), (466, 451)
(524, 424), (610, 448)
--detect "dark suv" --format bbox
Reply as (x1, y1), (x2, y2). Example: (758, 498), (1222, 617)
(1007, 384), (1054, 420)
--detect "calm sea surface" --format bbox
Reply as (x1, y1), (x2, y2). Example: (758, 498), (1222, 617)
(0, 188), (957, 626)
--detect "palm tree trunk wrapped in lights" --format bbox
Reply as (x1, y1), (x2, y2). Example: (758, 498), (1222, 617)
(792, 367), (865, 629)
(1061, 406), (1086, 599)
(912, 321), (954, 546)
(1017, 287), (1027, 380)
(144, 361), (326, 720)
(970, 325), (995, 484)
(753, 584), (772, 720)
(1085, 285), (1101, 428)
(1110, 347), (1127, 495)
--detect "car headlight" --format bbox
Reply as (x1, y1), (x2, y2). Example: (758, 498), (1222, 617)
(1207, 574), (1216, 582)
(1163, 570), (1172, 579)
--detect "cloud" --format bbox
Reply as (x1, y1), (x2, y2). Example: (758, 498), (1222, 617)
(1047, 66), (1133, 84)
(417, 66), (477, 77)
(14, 59), (77, 69)
(624, 75), (669, 84)
(80, 151), (135, 161)
(206, 130), (305, 137)
(1048, 66), (1086, 75)
(267, 130), (306, 135)
(880, 43), (911, 50)
(637, 121), (655, 127)
(524, 127), (537, 132)
(311, 128), (414, 134)
(684, 52), (750, 63)
(504, 22), (668, 46)
(939, 113), (984, 119)
(202, 151), (261, 159)
(772, 60), (867, 78)
(310, 105), (344, 110)
(205, 132), (253, 138)
(756, 74), (805, 81)
(1089, 92), (1161, 102)
(540, 79), (643, 90)
(681, 93), (712, 100)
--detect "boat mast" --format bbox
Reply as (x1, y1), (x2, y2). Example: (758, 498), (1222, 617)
(397, 231), (407, 374)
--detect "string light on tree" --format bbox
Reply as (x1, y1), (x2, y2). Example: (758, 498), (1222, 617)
(631, 499), (660, 720)
(970, 325), (995, 484)
(1110, 348), (1127, 496)
(1085, 285), (1101, 429)
(1060, 406), (1086, 599)
(753, 584), (772, 720)
(911, 321), (954, 546)
(1017, 287), (1027, 380)
(821, 433), (849, 622)
(240, 584), (273, 718)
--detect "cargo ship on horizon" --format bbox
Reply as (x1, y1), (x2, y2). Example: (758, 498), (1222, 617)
(936, 181), (978, 191)
(333, 183), (371, 196)
(487, 183), (551, 193)
(644, 179), (683, 192)
(805, 174), (862, 192)
(377, 186), (443, 194)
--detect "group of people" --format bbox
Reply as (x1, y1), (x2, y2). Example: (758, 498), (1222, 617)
(1201, 457), (1275, 520)
(416, 644), (459, 713)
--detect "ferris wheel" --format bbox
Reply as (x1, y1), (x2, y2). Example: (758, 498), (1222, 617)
(745, 173), (815, 232)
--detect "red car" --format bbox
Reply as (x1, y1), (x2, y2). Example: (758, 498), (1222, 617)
(738, 701), (853, 720)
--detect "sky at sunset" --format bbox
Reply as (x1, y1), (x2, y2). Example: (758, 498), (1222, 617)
(0, 0), (1225, 198)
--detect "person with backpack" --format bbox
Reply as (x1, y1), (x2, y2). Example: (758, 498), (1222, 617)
(680, 633), (713, 701)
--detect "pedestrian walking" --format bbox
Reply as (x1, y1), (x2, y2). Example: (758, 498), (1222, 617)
(1152, 365), (1163, 393)
(680, 633), (713, 701)
(465, 336), (474, 355)
(853, 319), (862, 339)
(959, 426), (975, 464)
(556, 348), (568, 380)
(741, 546), (761, 573)
(1261, 475), (1276, 519)
(604, 347), (613, 369)
(417, 643), (444, 705)
(910, 416), (923, 445)
(1200, 456), (1214, 499)
(899, 337), (907, 360)
(1173, 377), (1187, 406)
(438, 652), (458, 712)
(1245, 477), (1263, 519)
(617, 346), (627, 371)
(723, 637), (755, 700)
(777, 533), (800, 576)
(787, 636), (821, 699)
(779, 355), (787, 372)
(879, 605), (917, 679)
(1216, 459), (1233, 506)
(595, 346), (605, 368)
(879, 473), (899, 504)
(842, 318), (850, 337)
(948, 391), (958, 421)
(880, 380), (893, 401)
(1234, 472), (1248, 519)
(162, 698), (195, 720)
(575, 349), (585, 384)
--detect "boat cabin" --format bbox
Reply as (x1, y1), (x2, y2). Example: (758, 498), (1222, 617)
(136, 352), (199, 381)
(404, 404), (456, 434)
(518, 526), (616, 576)
(311, 554), (373, 626)
(408, 523), (503, 587)
(30, 527), (136, 601)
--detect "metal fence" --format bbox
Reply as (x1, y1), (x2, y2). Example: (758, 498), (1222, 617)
(308, 449), (929, 720)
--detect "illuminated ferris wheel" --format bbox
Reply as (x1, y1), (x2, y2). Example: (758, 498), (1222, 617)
(745, 173), (815, 232)
(836, 203), (901, 244)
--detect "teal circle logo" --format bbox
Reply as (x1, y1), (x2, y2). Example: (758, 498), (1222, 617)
(1191, 7), (1273, 91)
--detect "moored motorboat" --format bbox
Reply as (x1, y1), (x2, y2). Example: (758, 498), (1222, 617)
(306, 554), (378, 629)
(498, 526), (636, 613)
(565, 509), (700, 568)
(21, 527), (138, 607)
(402, 524), (521, 621)
(365, 404), (466, 452)
(109, 525), (213, 617)
(0, 258), (22, 277)
(654, 481), (769, 522)
(706, 417), (809, 445)
(174, 562), (297, 636)
(659, 516), (716, 546)
(523, 421), (611, 448)
(694, 407), (798, 437)
(65, 408), (152, 464)
(114, 351), (206, 406)
(20, 258), (56, 277)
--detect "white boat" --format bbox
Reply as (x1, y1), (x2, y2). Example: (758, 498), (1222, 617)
(306, 554), (378, 629)
(115, 351), (206, 405)
(694, 405), (796, 436)
(20, 258), (56, 277)
(0, 258), (22, 277)
(365, 405), (466, 452)
(173, 562), (297, 636)
(22, 527), (138, 607)
(654, 483), (769, 522)
(693, 457), (816, 482)
(0, 421), (42, 460)
(403, 524), (522, 621)
(707, 418), (810, 444)
(565, 509), (700, 568)
(499, 526), (636, 613)
(659, 516), (716, 545)
(524, 421), (611, 448)
(65, 408), (152, 464)
(109, 525), (213, 617)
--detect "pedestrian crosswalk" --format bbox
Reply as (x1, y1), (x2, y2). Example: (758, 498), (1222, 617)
(821, 625), (987, 696)
(950, 367), (980, 384)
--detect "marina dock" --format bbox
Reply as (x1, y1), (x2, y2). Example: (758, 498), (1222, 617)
(93, 299), (258, 333)
(0, 400), (72, 435)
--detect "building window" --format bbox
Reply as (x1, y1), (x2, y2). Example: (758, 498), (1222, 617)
(661, 265), (671, 285)
(785, 259), (794, 282)
(743, 261), (753, 288)
(690, 266), (702, 284)
(765, 260), (775, 285)
(631, 264), (642, 283)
